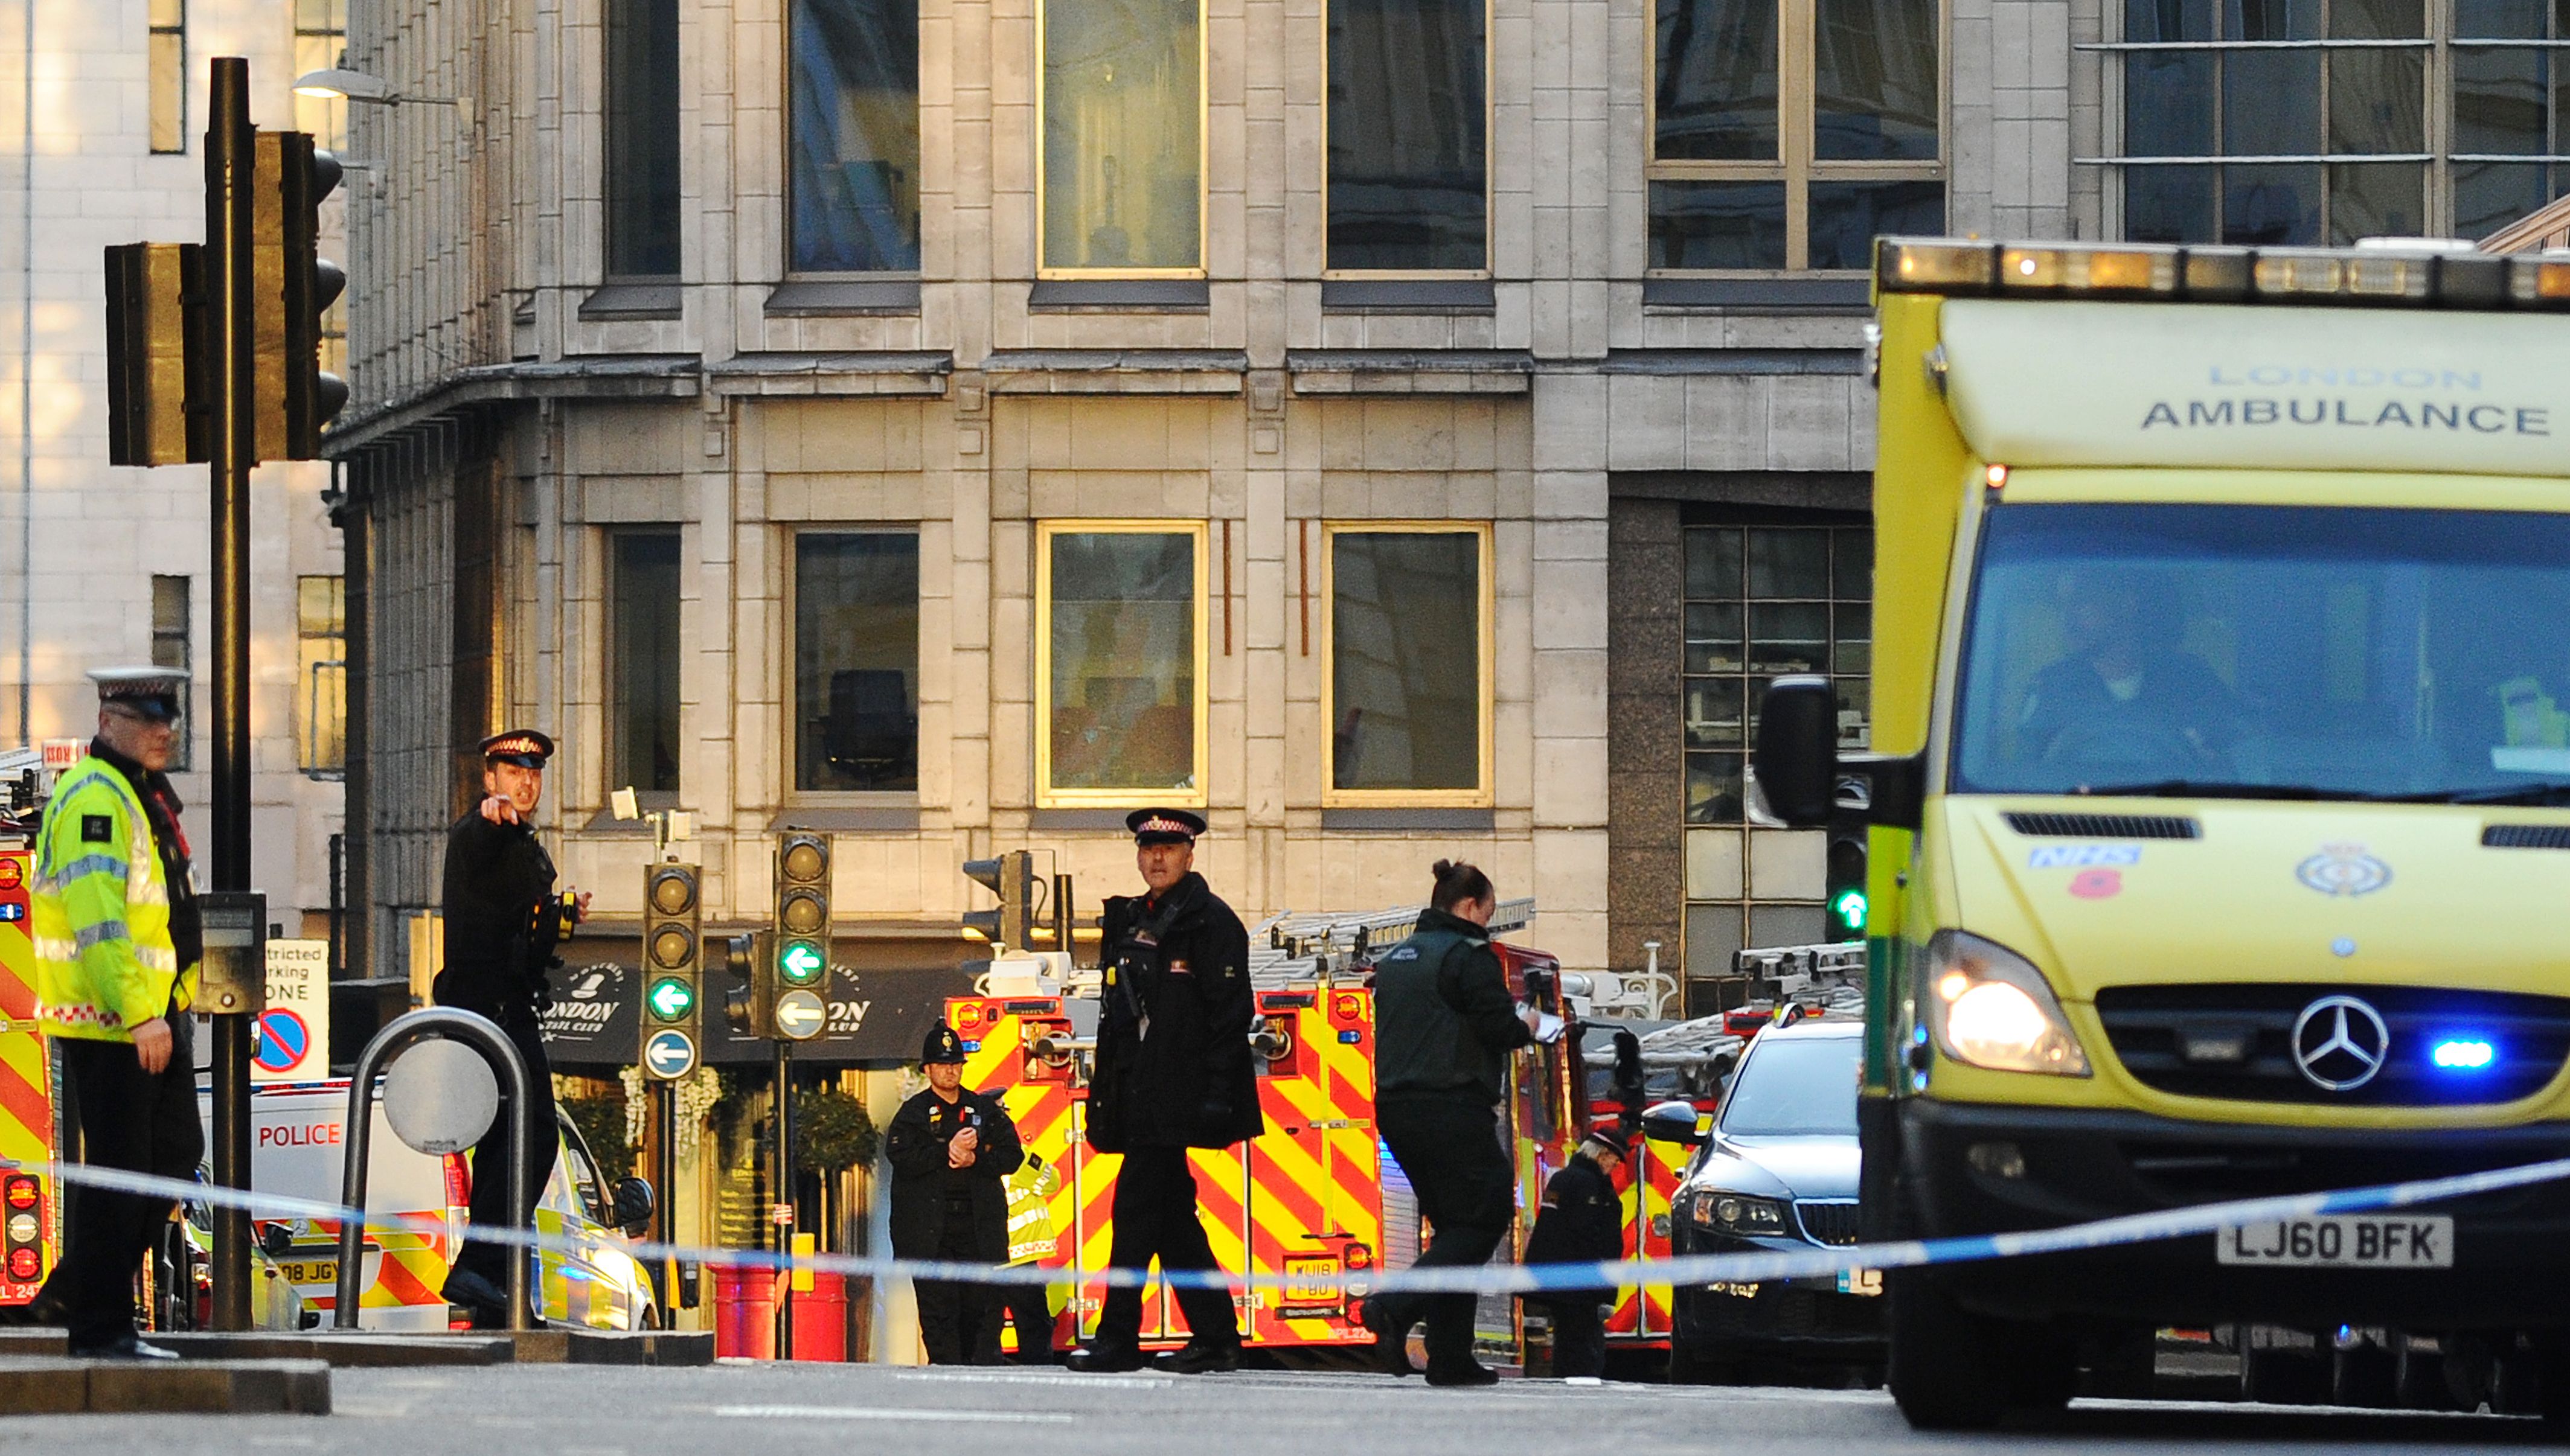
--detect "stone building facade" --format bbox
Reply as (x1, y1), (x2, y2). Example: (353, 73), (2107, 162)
(2, 1), (350, 937)
(330, 0), (2562, 1006)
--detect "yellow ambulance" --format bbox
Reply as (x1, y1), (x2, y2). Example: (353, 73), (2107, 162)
(1751, 238), (2570, 1428)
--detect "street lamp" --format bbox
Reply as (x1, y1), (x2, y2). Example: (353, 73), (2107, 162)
(292, 68), (478, 124)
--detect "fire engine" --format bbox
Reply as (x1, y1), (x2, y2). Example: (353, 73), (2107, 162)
(949, 896), (1761, 1367)
(0, 747), (62, 1315)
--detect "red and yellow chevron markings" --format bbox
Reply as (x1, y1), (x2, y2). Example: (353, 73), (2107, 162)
(0, 851), (53, 1306)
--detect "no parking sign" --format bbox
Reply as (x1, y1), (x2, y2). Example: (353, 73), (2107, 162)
(251, 939), (332, 1084)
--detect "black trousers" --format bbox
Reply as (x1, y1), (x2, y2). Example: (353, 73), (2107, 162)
(1092, 1145), (1239, 1350)
(447, 1007), (557, 1294)
(56, 1016), (202, 1347)
(1003, 1276), (1057, 1362)
(1376, 1092), (1514, 1373)
(1538, 1297), (1607, 1379)
(915, 1214), (1001, 1365)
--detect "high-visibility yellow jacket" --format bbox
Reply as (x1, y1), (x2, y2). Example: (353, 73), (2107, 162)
(30, 755), (196, 1040)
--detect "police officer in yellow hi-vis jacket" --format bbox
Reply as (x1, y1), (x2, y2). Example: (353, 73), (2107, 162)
(31, 668), (203, 1359)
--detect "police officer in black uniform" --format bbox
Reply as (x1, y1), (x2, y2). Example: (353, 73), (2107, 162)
(434, 729), (588, 1326)
(1066, 809), (1263, 1375)
(1362, 859), (1540, 1385)
(886, 1022), (1025, 1364)
(1521, 1127), (1628, 1381)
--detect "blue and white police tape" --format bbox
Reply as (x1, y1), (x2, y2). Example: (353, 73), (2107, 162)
(13, 1152), (2570, 1298)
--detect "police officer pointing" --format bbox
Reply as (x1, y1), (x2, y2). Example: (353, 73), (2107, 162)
(30, 668), (203, 1359)
(1067, 809), (1263, 1374)
(434, 730), (588, 1326)
(886, 1022), (1024, 1364)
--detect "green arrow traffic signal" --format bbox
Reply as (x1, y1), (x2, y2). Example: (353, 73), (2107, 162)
(1829, 886), (1868, 936)
(778, 939), (826, 986)
(647, 975), (696, 1023)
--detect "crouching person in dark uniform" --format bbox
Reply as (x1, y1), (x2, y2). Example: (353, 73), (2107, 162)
(434, 730), (588, 1326)
(1364, 859), (1540, 1385)
(1066, 808), (1264, 1375)
(1522, 1128), (1629, 1382)
(887, 1023), (1024, 1364)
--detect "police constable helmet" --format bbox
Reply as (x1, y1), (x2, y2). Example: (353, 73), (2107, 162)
(922, 1021), (966, 1065)
(1126, 808), (1207, 846)
(478, 729), (556, 768)
(89, 666), (190, 724)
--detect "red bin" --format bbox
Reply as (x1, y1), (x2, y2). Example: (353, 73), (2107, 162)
(713, 1265), (775, 1359)
(790, 1273), (848, 1362)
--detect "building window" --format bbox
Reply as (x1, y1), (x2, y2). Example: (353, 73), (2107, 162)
(1326, 0), (1487, 272)
(1679, 520), (1868, 969)
(2105, 0), (2569, 241)
(149, 0), (186, 155)
(151, 575), (191, 770)
(1648, 0), (1944, 270)
(1325, 526), (1492, 803)
(1040, 0), (1204, 274)
(609, 534), (682, 795)
(1037, 523), (1206, 805)
(297, 575), (346, 779)
(605, 0), (683, 277)
(291, 0), (346, 151)
(790, 0), (921, 272)
(793, 532), (920, 793)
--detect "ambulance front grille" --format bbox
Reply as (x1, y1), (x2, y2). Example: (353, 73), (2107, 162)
(2003, 812), (2200, 840)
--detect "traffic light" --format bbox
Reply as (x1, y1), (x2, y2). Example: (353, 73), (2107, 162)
(723, 929), (775, 1039)
(640, 862), (701, 1078)
(774, 832), (832, 992)
(962, 851), (1035, 951)
(1825, 823), (1868, 941)
(104, 242), (207, 466)
(253, 129), (346, 460)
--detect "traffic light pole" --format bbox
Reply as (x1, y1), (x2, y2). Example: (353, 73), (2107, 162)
(203, 56), (258, 1335)
(773, 1038), (795, 1358)
(653, 1078), (678, 1329)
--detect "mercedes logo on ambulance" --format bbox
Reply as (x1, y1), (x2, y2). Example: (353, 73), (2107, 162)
(2292, 994), (2390, 1091)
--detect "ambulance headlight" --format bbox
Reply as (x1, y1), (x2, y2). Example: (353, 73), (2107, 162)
(1924, 930), (2089, 1076)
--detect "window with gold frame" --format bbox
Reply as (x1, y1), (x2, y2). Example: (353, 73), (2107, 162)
(1647, 0), (1946, 270)
(1037, 522), (1209, 806)
(1037, 0), (1208, 275)
(1323, 523), (1494, 806)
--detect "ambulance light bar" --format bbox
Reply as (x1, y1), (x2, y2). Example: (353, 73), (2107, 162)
(1877, 236), (2570, 310)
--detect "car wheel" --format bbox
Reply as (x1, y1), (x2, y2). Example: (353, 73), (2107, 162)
(2332, 1338), (2397, 1408)
(1886, 1271), (2015, 1431)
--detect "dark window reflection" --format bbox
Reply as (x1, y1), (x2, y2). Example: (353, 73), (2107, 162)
(796, 534), (921, 792)
(2455, 161), (2552, 238)
(2328, 49), (2424, 152)
(1328, 0), (1487, 270)
(1656, 0), (1779, 159)
(2223, 162), (2323, 243)
(2225, 51), (2322, 153)
(2129, 0), (2217, 42)
(2327, 162), (2424, 242)
(1649, 180), (1787, 268)
(1813, 0), (1938, 159)
(611, 533), (682, 793)
(2455, 48), (2549, 153)
(791, 0), (922, 272)
(2126, 53), (2215, 155)
(605, 0), (681, 277)
(1807, 179), (1943, 269)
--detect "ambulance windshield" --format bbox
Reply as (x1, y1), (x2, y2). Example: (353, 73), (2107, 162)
(1951, 503), (2570, 803)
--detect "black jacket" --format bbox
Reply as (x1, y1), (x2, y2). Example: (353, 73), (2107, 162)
(885, 1086), (1025, 1262)
(434, 808), (566, 1020)
(1522, 1153), (1624, 1302)
(1089, 873), (1264, 1152)
(1371, 907), (1534, 1103)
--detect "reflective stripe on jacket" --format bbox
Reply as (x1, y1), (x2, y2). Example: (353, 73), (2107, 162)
(30, 756), (196, 1039)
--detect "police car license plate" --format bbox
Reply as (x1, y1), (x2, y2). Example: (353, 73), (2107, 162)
(2216, 1215), (2453, 1268)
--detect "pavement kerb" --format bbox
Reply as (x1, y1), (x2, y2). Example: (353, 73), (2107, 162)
(0, 1356), (330, 1414)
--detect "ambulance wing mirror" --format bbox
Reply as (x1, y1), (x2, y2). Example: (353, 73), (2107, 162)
(612, 1177), (655, 1236)
(1752, 676), (1926, 830)
(1639, 1100), (1706, 1148)
(1752, 677), (1840, 826)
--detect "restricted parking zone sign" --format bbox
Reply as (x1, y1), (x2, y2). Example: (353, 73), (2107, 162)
(251, 939), (332, 1084)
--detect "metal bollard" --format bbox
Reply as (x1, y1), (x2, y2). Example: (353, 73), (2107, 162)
(332, 1007), (537, 1331)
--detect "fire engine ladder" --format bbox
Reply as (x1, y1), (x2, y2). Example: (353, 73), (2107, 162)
(1246, 896), (1536, 989)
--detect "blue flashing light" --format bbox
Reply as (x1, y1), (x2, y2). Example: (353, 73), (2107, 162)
(2430, 1038), (2496, 1071)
